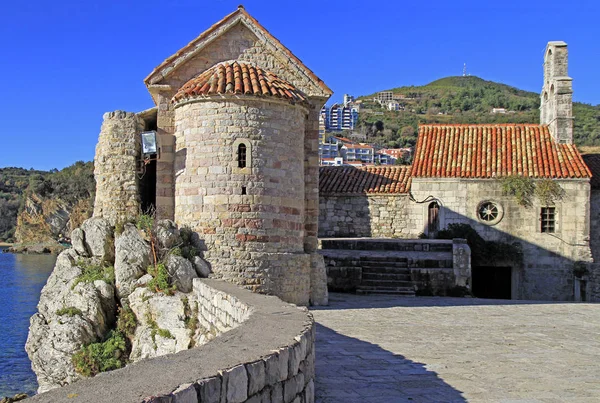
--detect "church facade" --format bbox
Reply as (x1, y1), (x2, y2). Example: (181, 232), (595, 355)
(320, 42), (599, 301)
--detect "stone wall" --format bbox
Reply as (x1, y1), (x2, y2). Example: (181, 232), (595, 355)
(411, 178), (592, 300)
(588, 190), (600, 301)
(320, 238), (470, 296)
(27, 278), (315, 403)
(318, 195), (412, 238)
(171, 97), (313, 305)
(318, 177), (591, 301)
(93, 111), (144, 225)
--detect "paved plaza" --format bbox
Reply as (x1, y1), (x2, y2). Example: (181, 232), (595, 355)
(311, 293), (600, 403)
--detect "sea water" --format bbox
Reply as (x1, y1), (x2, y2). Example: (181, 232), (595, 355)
(0, 248), (55, 397)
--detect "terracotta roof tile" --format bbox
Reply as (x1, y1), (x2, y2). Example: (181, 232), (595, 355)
(412, 124), (591, 179)
(582, 154), (600, 189)
(319, 166), (412, 195)
(172, 61), (308, 106)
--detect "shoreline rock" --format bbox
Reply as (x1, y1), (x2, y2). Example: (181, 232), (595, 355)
(6, 242), (66, 255)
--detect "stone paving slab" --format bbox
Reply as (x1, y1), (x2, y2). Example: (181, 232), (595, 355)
(311, 293), (600, 403)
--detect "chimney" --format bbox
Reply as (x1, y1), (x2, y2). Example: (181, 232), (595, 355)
(540, 41), (573, 144)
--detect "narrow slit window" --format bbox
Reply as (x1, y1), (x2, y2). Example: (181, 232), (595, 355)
(238, 143), (247, 168)
(541, 207), (555, 233)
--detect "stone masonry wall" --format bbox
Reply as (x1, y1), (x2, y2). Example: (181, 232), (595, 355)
(319, 195), (412, 238)
(410, 178), (592, 300)
(27, 278), (316, 403)
(152, 21), (330, 222)
(195, 281), (253, 339)
(172, 98), (312, 305)
(93, 110), (143, 225)
(588, 190), (600, 301)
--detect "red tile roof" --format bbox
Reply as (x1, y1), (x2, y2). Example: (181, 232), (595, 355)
(582, 154), (600, 189)
(145, 6), (332, 96)
(412, 124), (591, 179)
(319, 166), (412, 195)
(172, 61), (308, 106)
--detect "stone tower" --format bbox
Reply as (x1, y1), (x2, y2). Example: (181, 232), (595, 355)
(142, 6), (332, 306)
(540, 41), (574, 144)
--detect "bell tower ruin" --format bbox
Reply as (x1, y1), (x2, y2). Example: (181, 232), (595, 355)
(540, 41), (574, 144)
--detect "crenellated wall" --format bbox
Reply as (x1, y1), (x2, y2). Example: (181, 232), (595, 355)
(26, 278), (315, 403)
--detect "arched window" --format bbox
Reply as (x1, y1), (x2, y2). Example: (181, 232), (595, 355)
(238, 143), (247, 168)
(428, 202), (440, 236)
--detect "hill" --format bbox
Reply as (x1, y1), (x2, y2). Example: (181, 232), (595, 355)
(356, 76), (600, 149)
(0, 167), (48, 242)
(0, 162), (95, 244)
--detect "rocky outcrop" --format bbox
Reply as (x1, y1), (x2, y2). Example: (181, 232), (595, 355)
(155, 219), (182, 249)
(165, 255), (197, 293)
(114, 224), (150, 299)
(27, 217), (206, 393)
(80, 218), (114, 262)
(25, 248), (116, 393)
(128, 288), (197, 361)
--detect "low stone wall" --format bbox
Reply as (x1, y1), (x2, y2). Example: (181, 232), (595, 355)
(318, 195), (413, 238)
(320, 238), (471, 295)
(27, 279), (315, 403)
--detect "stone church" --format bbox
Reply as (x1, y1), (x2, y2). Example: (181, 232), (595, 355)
(92, 6), (599, 304)
(93, 6), (331, 306)
(320, 41), (600, 302)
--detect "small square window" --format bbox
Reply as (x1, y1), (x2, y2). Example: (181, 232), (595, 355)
(541, 207), (555, 233)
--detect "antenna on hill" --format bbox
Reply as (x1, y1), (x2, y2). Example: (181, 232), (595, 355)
(463, 63), (467, 77)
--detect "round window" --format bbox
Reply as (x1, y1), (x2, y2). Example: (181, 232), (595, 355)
(477, 201), (503, 225)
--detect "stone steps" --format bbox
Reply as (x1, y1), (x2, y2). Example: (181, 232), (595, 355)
(320, 238), (453, 253)
(356, 286), (416, 296)
(362, 272), (412, 281)
(360, 279), (413, 287)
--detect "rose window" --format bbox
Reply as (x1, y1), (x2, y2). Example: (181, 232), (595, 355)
(478, 202), (500, 223)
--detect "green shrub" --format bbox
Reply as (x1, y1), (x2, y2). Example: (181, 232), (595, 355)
(72, 260), (115, 289)
(183, 297), (199, 347)
(147, 263), (176, 295)
(72, 330), (127, 377)
(145, 312), (174, 347)
(155, 328), (174, 339)
(500, 175), (535, 207)
(535, 179), (565, 206)
(56, 307), (83, 317)
(116, 305), (137, 338)
(136, 214), (154, 232)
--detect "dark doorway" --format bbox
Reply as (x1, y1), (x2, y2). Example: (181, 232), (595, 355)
(140, 160), (156, 213)
(472, 266), (512, 299)
(428, 202), (439, 238)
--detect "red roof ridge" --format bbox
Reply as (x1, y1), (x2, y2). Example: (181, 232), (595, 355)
(144, 7), (332, 96)
(419, 123), (546, 128)
(171, 60), (308, 106)
(413, 124), (590, 179)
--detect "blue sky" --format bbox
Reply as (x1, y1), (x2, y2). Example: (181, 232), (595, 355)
(1, 0), (599, 170)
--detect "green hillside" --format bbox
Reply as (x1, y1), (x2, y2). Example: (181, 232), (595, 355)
(0, 162), (95, 243)
(357, 76), (600, 149)
(0, 167), (48, 242)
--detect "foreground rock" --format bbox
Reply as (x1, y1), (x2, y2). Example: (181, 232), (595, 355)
(0, 394), (28, 403)
(114, 224), (150, 299)
(27, 217), (205, 393)
(128, 288), (198, 361)
(25, 249), (116, 393)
